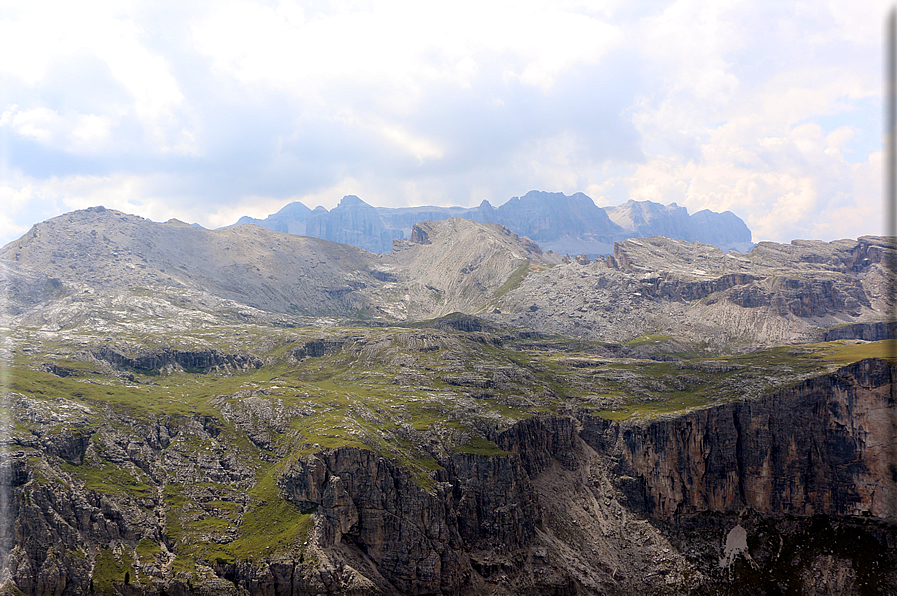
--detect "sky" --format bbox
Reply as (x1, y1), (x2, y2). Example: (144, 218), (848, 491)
(0, 0), (889, 247)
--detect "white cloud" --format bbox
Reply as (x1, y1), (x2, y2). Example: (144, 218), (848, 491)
(616, 0), (886, 242)
(1, 106), (114, 153)
(0, 0), (888, 247)
(191, 0), (622, 93)
(0, 172), (58, 246)
(202, 194), (304, 229)
(0, 1), (189, 153)
(618, 111), (881, 242)
(826, 0), (890, 46)
(0, 213), (27, 248)
(0, 179), (38, 246)
(375, 123), (444, 163)
(2, 107), (57, 143)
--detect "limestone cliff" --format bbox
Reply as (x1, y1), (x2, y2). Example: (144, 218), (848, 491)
(582, 358), (896, 522)
(604, 200), (752, 253)
(306, 196), (403, 255)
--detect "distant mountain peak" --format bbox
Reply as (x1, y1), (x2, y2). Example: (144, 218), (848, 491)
(227, 191), (754, 256)
(339, 195), (368, 207)
(273, 201), (312, 217)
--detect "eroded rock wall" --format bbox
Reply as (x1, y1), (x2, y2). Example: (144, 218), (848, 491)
(584, 358), (897, 522)
(277, 446), (540, 594)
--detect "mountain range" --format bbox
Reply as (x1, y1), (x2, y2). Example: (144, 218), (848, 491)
(0, 207), (894, 595)
(4, 207), (890, 351)
(232, 190), (754, 255)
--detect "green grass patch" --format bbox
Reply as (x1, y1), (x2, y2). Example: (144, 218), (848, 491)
(135, 539), (162, 563)
(170, 554), (199, 575)
(594, 394), (714, 421)
(224, 467), (313, 561)
(492, 260), (530, 301)
(817, 339), (897, 365)
(588, 343), (859, 420)
(91, 548), (136, 595)
(595, 409), (631, 422)
(165, 468), (312, 564)
(61, 462), (153, 500)
(456, 437), (511, 456)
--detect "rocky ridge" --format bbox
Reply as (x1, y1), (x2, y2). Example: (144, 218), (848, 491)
(603, 200), (753, 253)
(3, 207), (894, 354)
(489, 234), (895, 350)
(1, 208), (558, 331)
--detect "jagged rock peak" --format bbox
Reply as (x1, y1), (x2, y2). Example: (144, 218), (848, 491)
(605, 199), (752, 252)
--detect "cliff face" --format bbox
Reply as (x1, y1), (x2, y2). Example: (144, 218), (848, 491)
(823, 321), (897, 342)
(488, 191), (624, 245)
(3, 360), (894, 595)
(277, 448), (539, 594)
(306, 195), (403, 254)
(497, 234), (894, 349)
(605, 200), (752, 252)
(583, 358), (896, 522)
(265, 359), (897, 594)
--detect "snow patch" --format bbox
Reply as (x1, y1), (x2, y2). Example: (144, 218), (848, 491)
(719, 524), (749, 568)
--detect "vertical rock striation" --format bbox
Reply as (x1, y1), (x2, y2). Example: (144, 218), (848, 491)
(581, 358), (896, 522)
(277, 446), (541, 594)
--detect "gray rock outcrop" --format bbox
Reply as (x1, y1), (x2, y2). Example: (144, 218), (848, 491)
(3, 208), (894, 353)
